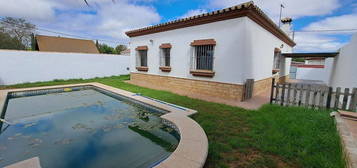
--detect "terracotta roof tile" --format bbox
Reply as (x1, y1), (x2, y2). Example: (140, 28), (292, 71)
(125, 1), (296, 47)
(36, 35), (99, 54)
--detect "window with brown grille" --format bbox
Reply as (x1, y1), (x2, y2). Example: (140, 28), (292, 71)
(160, 48), (170, 67)
(139, 50), (147, 67)
(193, 45), (214, 70)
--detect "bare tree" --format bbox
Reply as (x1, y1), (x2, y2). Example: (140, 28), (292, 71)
(0, 17), (36, 48)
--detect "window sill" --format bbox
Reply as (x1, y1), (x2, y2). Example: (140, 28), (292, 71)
(136, 66), (149, 72)
(272, 69), (280, 74)
(159, 66), (171, 72)
(190, 70), (215, 77)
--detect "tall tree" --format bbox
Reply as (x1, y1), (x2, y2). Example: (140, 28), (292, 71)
(115, 45), (127, 54)
(0, 17), (36, 48)
(30, 33), (37, 50)
(97, 43), (115, 54)
(0, 32), (26, 50)
(95, 40), (99, 50)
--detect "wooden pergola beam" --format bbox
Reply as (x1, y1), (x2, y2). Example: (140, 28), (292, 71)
(282, 52), (339, 58)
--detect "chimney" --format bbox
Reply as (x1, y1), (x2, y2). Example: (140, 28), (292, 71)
(280, 17), (293, 38)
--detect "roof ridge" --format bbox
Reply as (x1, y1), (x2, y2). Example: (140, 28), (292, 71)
(125, 1), (295, 47)
(36, 34), (94, 42)
(125, 1), (255, 34)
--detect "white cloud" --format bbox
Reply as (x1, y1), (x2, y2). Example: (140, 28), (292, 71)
(304, 14), (357, 32)
(294, 33), (345, 52)
(0, 0), (58, 21)
(96, 2), (160, 39)
(0, 0), (161, 45)
(179, 9), (207, 19)
(207, 0), (349, 53)
(293, 14), (357, 52)
(209, 0), (340, 21)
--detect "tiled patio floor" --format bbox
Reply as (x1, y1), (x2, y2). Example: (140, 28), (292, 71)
(335, 111), (357, 168)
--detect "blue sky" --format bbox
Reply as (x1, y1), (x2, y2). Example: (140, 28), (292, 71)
(0, 0), (356, 52)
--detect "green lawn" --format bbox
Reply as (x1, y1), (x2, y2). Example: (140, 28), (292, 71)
(0, 75), (345, 168)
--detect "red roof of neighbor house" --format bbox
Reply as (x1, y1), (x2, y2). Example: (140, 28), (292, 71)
(125, 1), (296, 47)
(36, 35), (99, 54)
(291, 64), (325, 68)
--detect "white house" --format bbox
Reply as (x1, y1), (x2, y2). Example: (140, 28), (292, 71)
(125, 1), (295, 104)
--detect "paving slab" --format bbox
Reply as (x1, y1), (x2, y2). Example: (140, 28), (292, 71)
(335, 111), (357, 168)
(4, 157), (41, 168)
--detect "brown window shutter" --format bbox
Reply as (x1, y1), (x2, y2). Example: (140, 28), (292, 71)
(136, 46), (148, 50)
(190, 39), (216, 46)
(159, 43), (172, 49)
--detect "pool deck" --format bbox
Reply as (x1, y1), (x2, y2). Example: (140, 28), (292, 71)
(0, 83), (208, 168)
(334, 111), (357, 168)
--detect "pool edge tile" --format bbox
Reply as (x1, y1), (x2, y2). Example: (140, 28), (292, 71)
(1, 82), (208, 168)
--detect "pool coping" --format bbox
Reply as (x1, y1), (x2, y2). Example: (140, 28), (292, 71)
(0, 82), (208, 168)
(334, 111), (357, 168)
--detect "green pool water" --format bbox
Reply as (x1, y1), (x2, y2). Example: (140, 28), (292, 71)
(0, 88), (179, 168)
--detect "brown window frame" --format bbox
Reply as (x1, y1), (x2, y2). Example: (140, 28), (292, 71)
(136, 46), (148, 71)
(190, 39), (216, 77)
(159, 43), (172, 72)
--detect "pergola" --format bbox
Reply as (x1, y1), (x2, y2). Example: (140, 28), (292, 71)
(282, 52), (339, 58)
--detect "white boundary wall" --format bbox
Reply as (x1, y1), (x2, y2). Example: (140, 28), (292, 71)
(295, 58), (334, 84)
(0, 50), (130, 85)
(329, 33), (357, 89)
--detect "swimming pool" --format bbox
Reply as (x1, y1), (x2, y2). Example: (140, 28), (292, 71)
(0, 83), (208, 168)
(0, 86), (180, 168)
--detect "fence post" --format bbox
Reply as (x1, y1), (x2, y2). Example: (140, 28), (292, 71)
(293, 84), (297, 105)
(270, 78), (275, 104)
(275, 83), (280, 105)
(334, 87), (341, 110)
(286, 84), (291, 106)
(342, 88), (350, 110)
(349, 88), (357, 111)
(319, 87), (327, 109)
(298, 84), (303, 106)
(281, 84), (286, 106)
(326, 87), (333, 109)
(305, 84), (311, 107)
(312, 87), (318, 108)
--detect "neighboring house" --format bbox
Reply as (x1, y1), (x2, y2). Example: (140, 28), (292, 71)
(304, 58), (325, 65)
(290, 63), (331, 84)
(121, 49), (130, 56)
(287, 32), (357, 89)
(34, 35), (99, 54)
(125, 1), (295, 104)
(290, 57), (331, 84)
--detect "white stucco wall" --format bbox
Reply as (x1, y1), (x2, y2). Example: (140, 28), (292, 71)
(129, 16), (293, 85)
(294, 58), (334, 84)
(329, 33), (357, 89)
(0, 50), (130, 85)
(296, 67), (328, 83)
(245, 18), (293, 81)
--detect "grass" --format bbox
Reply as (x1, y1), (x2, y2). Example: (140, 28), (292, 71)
(0, 75), (345, 168)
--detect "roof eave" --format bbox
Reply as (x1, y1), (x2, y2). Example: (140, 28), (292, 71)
(125, 2), (296, 47)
